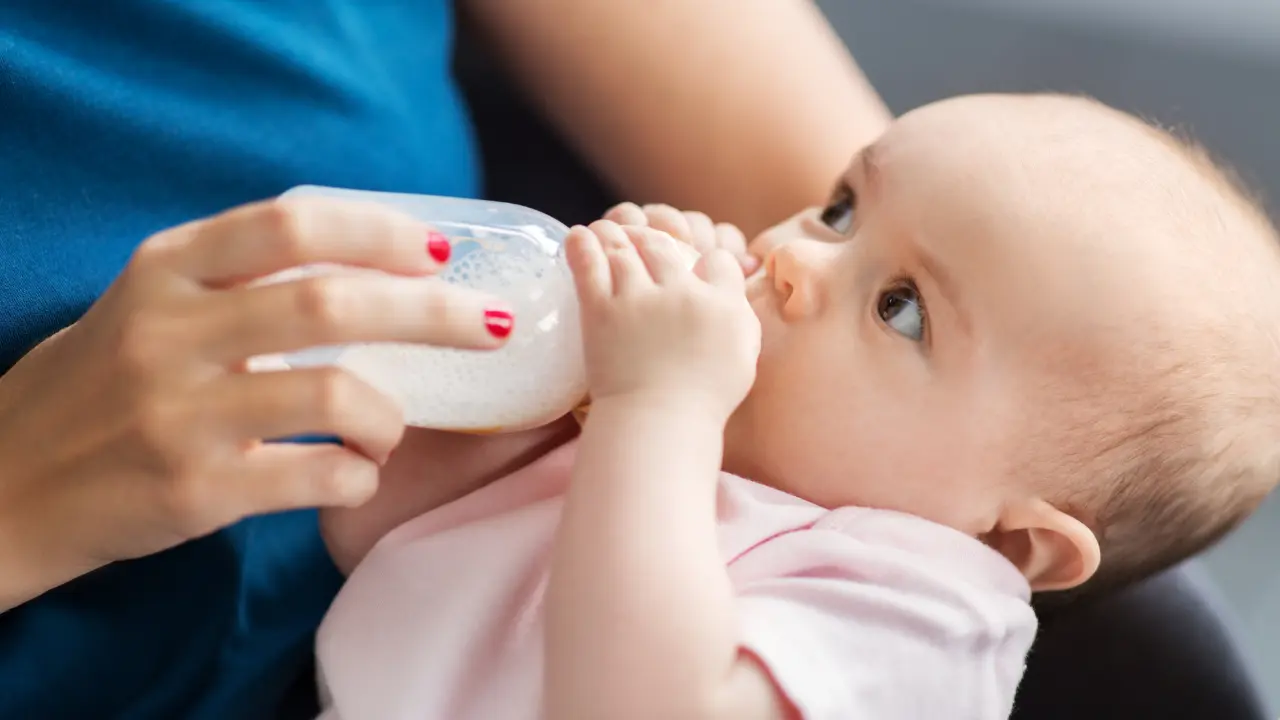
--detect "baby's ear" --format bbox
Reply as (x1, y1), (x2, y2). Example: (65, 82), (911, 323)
(983, 499), (1101, 592)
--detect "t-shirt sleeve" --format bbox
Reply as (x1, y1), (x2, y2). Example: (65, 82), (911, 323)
(731, 523), (1037, 720)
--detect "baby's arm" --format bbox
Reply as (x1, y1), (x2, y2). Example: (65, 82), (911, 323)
(547, 399), (790, 719)
(543, 222), (791, 719)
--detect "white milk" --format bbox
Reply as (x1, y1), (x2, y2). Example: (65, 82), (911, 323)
(334, 236), (587, 431)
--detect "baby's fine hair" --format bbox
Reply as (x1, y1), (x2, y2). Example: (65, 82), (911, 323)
(1025, 97), (1280, 605)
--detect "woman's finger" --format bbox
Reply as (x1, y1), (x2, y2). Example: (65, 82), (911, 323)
(207, 367), (407, 462)
(603, 202), (648, 226)
(174, 197), (447, 286)
(231, 443), (383, 516)
(200, 273), (513, 362)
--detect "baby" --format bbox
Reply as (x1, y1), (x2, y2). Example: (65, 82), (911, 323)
(314, 93), (1280, 719)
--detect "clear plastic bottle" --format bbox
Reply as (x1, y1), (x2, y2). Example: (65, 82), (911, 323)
(250, 185), (589, 433)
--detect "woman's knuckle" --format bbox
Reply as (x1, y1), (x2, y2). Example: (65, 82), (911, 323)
(117, 315), (170, 373)
(161, 473), (215, 531)
(368, 215), (407, 257)
(311, 367), (359, 421)
(261, 199), (312, 264)
(292, 276), (348, 331)
(129, 234), (174, 269)
(309, 462), (345, 499)
(312, 457), (361, 500)
(134, 402), (187, 459)
(422, 287), (458, 329)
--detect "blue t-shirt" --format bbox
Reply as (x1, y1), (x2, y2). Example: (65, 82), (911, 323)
(0, 2), (479, 717)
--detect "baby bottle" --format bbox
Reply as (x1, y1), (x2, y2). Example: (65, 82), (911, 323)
(248, 185), (651, 434)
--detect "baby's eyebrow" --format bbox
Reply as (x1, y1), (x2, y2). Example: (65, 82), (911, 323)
(916, 247), (972, 336)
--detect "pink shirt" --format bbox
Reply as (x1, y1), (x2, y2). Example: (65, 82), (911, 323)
(317, 441), (1037, 719)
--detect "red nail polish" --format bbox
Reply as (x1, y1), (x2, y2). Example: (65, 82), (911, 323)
(484, 308), (514, 339)
(427, 231), (451, 263)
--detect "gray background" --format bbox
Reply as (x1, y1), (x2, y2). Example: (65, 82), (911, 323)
(815, 0), (1280, 705)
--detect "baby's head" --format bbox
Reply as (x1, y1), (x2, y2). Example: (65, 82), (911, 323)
(726, 93), (1280, 601)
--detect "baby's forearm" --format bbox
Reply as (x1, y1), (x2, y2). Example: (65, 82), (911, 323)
(543, 395), (739, 718)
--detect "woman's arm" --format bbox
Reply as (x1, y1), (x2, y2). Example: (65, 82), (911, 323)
(464, 0), (890, 236)
(320, 418), (578, 574)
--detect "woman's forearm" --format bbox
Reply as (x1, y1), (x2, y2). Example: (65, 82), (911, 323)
(467, 0), (891, 236)
(321, 418), (579, 575)
(0, 492), (101, 613)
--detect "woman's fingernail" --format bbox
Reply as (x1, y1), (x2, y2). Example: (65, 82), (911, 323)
(427, 231), (451, 263)
(484, 308), (515, 339)
(742, 254), (762, 274)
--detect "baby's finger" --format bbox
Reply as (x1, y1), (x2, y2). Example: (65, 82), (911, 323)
(683, 211), (719, 254)
(589, 220), (651, 295)
(565, 226), (612, 305)
(713, 223), (759, 274)
(603, 202), (648, 226)
(607, 242), (652, 296)
(177, 197), (446, 286)
(642, 204), (694, 247)
(697, 248), (747, 294)
(714, 222), (749, 257)
(625, 227), (688, 285)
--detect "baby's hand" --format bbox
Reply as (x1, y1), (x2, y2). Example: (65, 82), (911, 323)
(603, 202), (760, 275)
(566, 220), (760, 421)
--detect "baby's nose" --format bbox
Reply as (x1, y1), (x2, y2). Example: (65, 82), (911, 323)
(767, 240), (829, 319)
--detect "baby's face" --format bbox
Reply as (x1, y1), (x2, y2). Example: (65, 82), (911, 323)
(725, 94), (1193, 536)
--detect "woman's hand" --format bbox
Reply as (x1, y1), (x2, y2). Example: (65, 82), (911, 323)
(603, 203), (760, 276)
(0, 197), (511, 611)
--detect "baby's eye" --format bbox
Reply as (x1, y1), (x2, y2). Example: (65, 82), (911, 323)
(877, 283), (926, 342)
(819, 182), (857, 235)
